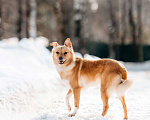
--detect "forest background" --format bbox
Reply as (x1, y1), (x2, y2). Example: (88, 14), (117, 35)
(0, 0), (150, 62)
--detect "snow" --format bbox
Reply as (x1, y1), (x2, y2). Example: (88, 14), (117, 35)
(0, 37), (150, 120)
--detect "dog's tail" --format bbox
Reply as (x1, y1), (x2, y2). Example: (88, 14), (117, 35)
(116, 79), (134, 97)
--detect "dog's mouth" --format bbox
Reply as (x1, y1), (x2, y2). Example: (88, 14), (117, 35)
(59, 60), (66, 65)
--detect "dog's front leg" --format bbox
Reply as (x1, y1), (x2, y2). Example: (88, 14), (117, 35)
(66, 89), (72, 111)
(68, 87), (81, 117)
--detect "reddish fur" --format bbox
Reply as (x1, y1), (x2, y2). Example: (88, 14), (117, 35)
(50, 38), (129, 119)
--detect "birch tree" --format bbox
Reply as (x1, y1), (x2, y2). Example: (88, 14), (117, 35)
(29, 0), (37, 39)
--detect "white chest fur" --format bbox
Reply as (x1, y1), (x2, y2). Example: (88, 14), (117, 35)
(55, 62), (75, 72)
(55, 62), (75, 89)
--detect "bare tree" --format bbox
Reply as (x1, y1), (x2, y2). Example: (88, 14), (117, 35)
(107, 0), (117, 59)
(114, 0), (120, 60)
(128, 0), (137, 62)
(29, 0), (37, 39)
(137, 0), (143, 62)
(74, 0), (88, 55)
(18, 0), (28, 40)
(26, 0), (30, 38)
(61, 0), (74, 43)
(53, 0), (74, 45)
(0, 0), (3, 40)
(52, 0), (63, 44)
(121, 0), (127, 45)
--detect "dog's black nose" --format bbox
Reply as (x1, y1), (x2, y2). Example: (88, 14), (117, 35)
(59, 56), (63, 60)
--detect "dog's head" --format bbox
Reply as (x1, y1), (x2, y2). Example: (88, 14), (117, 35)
(50, 38), (74, 66)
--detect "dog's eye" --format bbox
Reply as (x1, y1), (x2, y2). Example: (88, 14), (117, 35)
(56, 52), (59, 54)
(64, 52), (67, 55)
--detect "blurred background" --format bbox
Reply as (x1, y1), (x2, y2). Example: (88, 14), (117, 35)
(0, 0), (150, 62)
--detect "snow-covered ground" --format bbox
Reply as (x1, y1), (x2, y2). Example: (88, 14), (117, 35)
(0, 37), (150, 120)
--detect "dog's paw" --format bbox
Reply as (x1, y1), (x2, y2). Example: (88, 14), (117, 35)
(68, 107), (78, 117)
(68, 113), (75, 117)
(123, 117), (128, 120)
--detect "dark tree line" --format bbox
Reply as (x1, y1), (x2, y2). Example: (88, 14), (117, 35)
(107, 0), (145, 62)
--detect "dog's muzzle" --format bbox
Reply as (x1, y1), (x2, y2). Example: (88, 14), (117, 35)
(59, 60), (65, 64)
(59, 59), (66, 64)
(59, 56), (66, 64)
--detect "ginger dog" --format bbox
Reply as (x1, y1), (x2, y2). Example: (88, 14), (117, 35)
(50, 38), (133, 119)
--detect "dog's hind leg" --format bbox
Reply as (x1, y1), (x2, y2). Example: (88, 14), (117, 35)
(100, 72), (120, 117)
(66, 89), (72, 112)
(116, 79), (134, 119)
(119, 96), (128, 119)
(101, 88), (109, 117)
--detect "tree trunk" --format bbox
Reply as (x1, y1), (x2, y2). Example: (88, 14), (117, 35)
(74, 0), (86, 55)
(120, 0), (127, 61)
(29, 0), (37, 39)
(54, 0), (63, 44)
(137, 0), (143, 62)
(121, 0), (127, 45)
(115, 0), (120, 60)
(54, 0), (74, 45)
(128, 0), (137, 62)
(62, 0), (74, 43)
(108, 0), (116, 59)
(0, 0), (3, 40)
(18, 0), (27, 40)
(26, 0), (30, 38)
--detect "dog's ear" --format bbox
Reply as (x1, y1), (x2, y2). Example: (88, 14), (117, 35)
(50, 42), (59, 48)
(64, 38), (72, 49)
